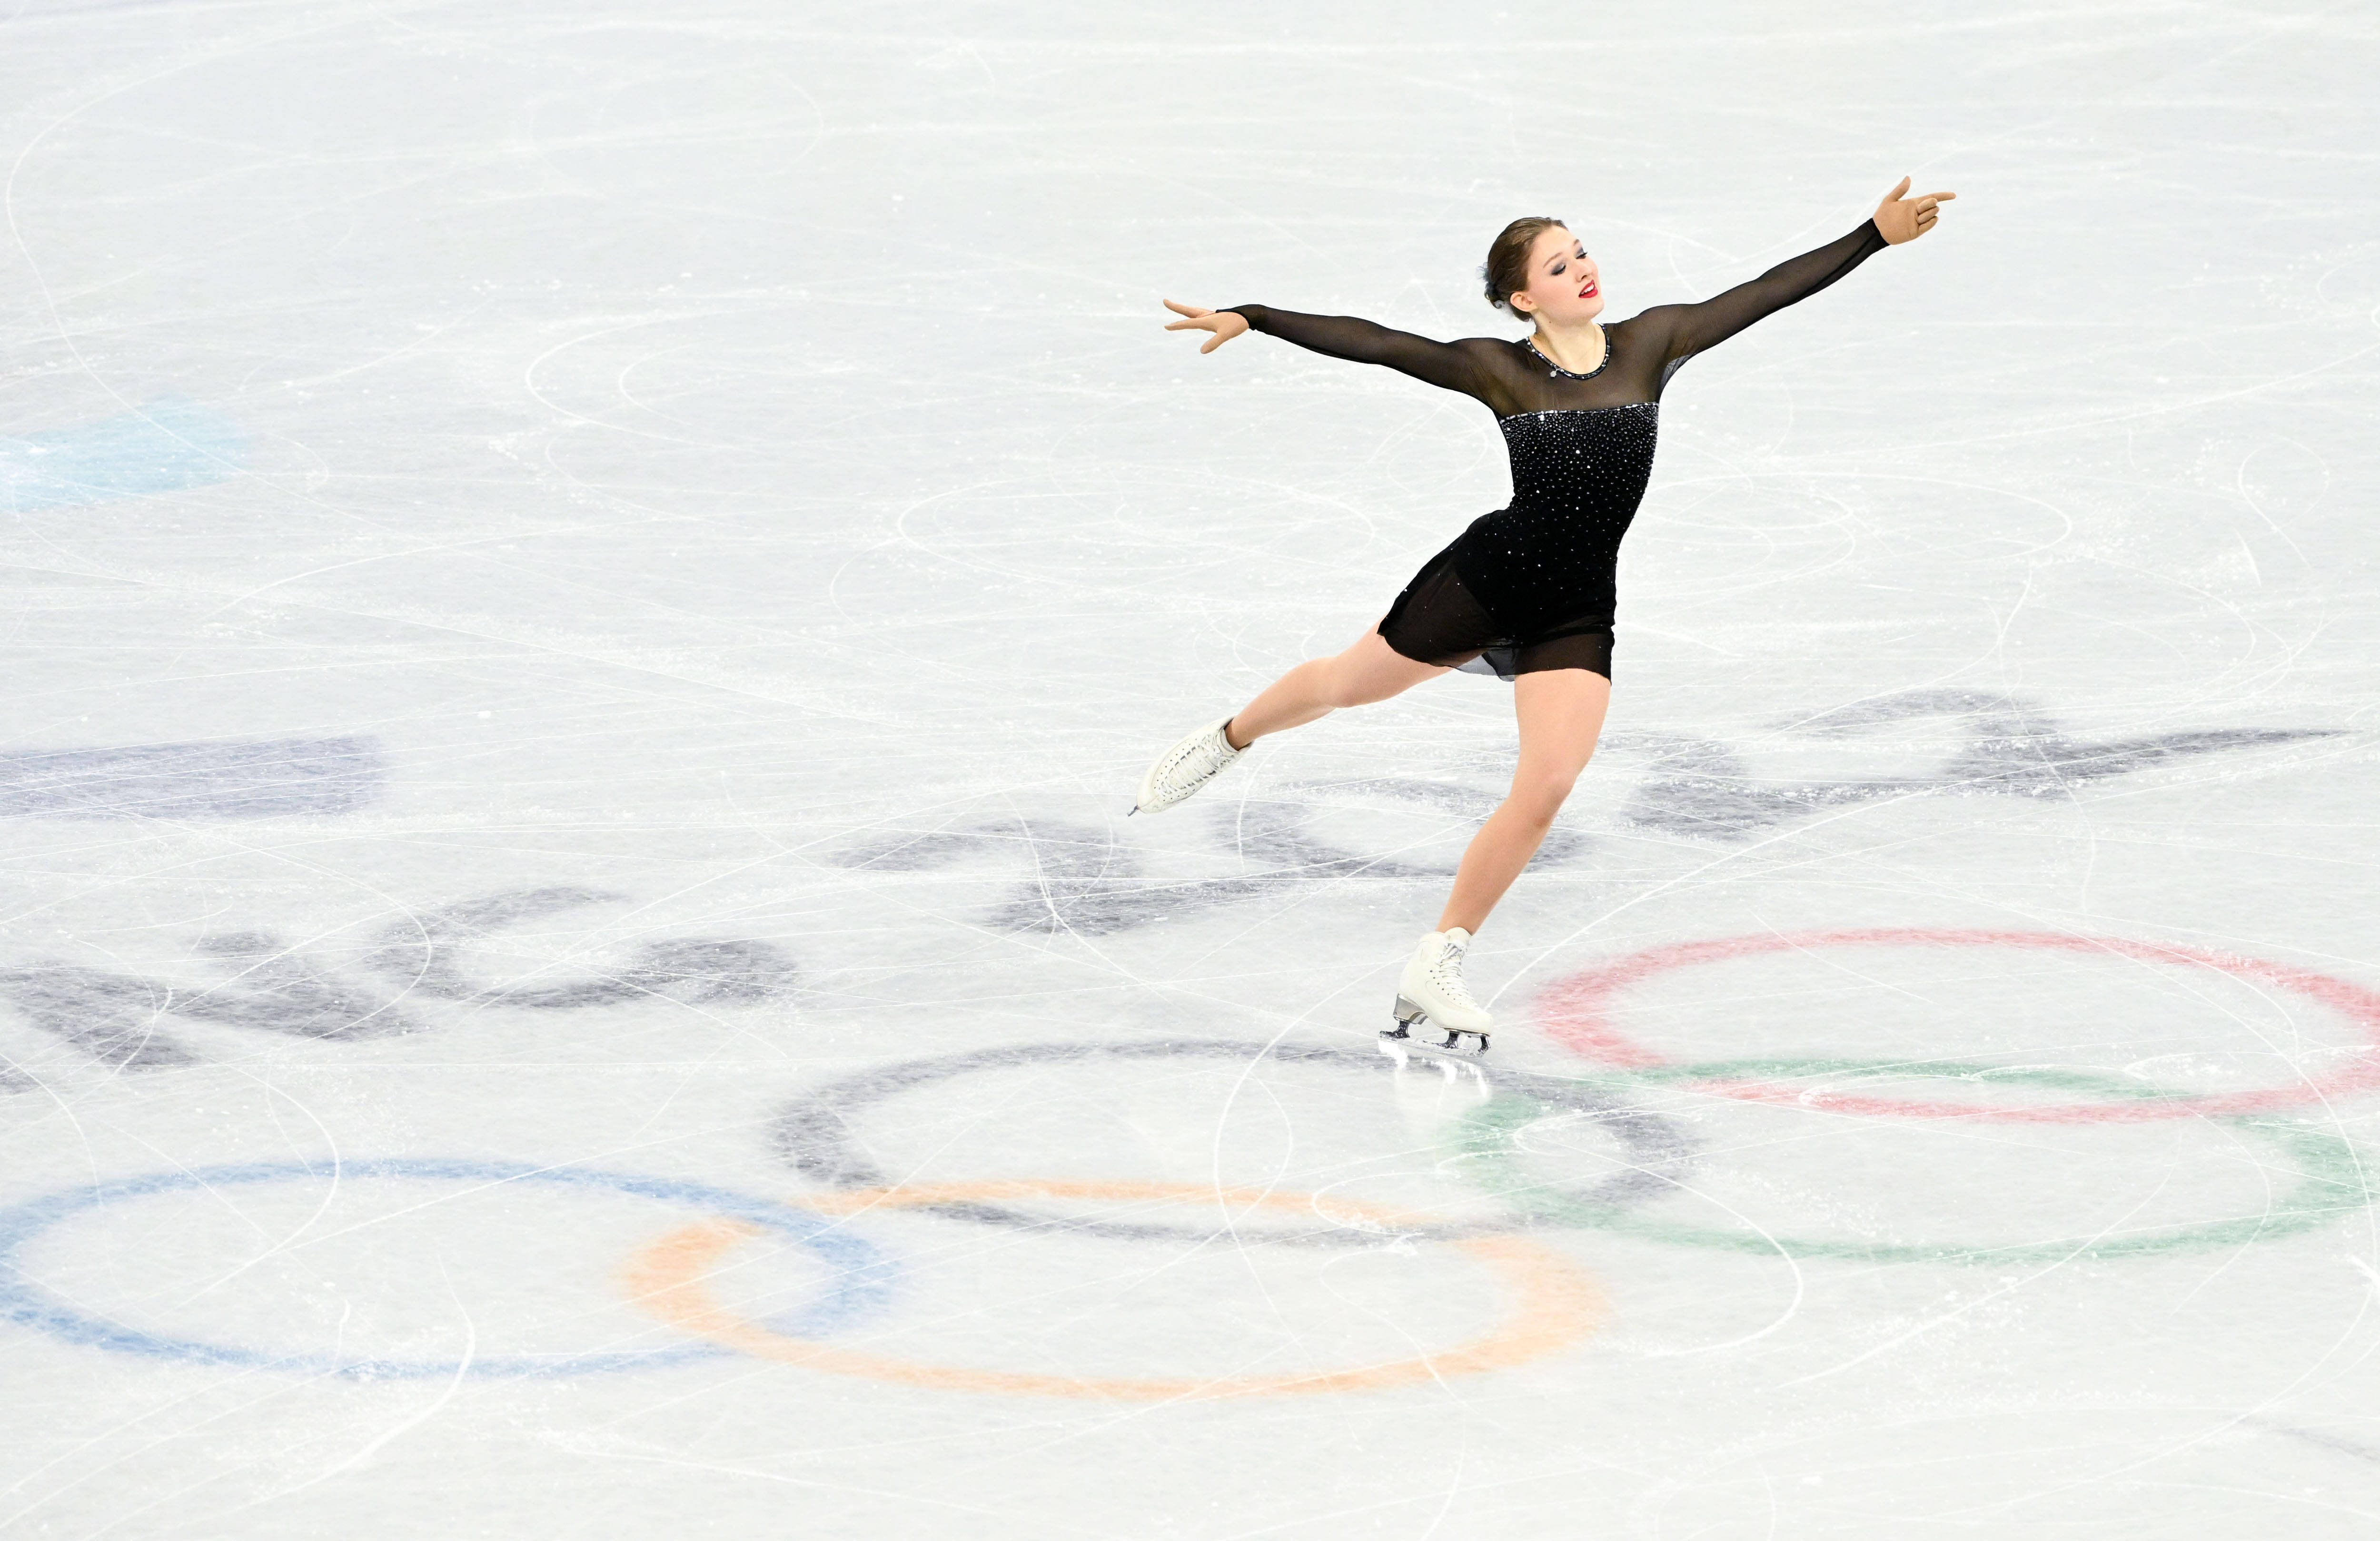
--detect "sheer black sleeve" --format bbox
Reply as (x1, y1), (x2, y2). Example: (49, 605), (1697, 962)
(1220, 305), (1504, 406)
(1645, 220), (1889, 371)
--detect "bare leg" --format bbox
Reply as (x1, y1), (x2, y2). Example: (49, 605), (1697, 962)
(1436, 668), (1610, 933)
(1224, 630), (1447, 749)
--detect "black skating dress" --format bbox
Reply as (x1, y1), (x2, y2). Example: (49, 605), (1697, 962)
(1223, 220), (1888, 681)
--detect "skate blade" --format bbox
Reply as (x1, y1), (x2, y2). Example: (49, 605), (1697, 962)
(1381, 998), (1489, 1077)
(1377, 1035), (1490, 1085)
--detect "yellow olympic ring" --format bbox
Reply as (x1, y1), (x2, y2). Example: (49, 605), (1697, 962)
(622, 1178), (1606, 1400)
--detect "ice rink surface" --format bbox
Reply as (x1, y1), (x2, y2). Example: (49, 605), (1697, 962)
(2, 0), (2377, 1535)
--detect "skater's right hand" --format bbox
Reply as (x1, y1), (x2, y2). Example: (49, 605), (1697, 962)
(1873, 176), (1956, 244)
(1162, 299), (1250, 354)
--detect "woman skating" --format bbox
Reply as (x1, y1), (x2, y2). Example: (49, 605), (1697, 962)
(1136, 179), (1955, 1055)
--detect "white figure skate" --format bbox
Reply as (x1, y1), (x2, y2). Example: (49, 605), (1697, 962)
(1132, 716), (1243, 815)
(1381, 926), (1493, 1060)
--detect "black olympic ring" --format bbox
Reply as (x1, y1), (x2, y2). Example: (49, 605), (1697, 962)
(770, 1037), (1695, 1248)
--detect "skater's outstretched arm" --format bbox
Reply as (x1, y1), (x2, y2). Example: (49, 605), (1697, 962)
(1162, 299), (1505, 405)
(1640, 177), (1954, 374)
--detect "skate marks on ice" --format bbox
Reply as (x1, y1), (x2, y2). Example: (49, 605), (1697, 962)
(1230, 774), (1588, 878)
(1533, 927), (2380, 1122)
(826, 814), (1261, 937)
(0, 971), (205, 1077)
(0, 928), (446, 1081)
(1617, 688), (2340, 841)
(769, 1027), (2378, 1272)
(0, 736), (385, 819)
(623, 1175), (1610, 1402)
(1439, 928), (2380, 1266)
(828, 785), (1585, 936)
(13, 1034), (2353, 1389)
(0, 939), (415, 1082)
(361, 887), (798, 1008)
(0, 400), (243, 513)
(9, 998), (2365, 1388)
(0, 1157), (898, 1377)
(0, 1119), (1604, 1395)
(1456, 1060), (2375, 1267)
(0, 887), (797, 1087)
(828, 689), (2339, 935)
(2247, 1418), (2380, 1470)
(771, 1037), (1696, 1246)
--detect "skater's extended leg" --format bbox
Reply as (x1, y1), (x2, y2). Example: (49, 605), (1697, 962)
(1224, 630), (1445, 749)
(1135, 631), (1443, 816)
(1437, 667), (1610, 933)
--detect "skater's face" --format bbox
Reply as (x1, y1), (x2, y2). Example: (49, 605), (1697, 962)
(1509, 227), (1604, 327)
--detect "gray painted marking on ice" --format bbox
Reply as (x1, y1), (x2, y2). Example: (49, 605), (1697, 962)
(835, 693), (2328, 934)
(834, 817), (1282, 936)
(0, 891), (792, 1086)
(0, 400), (242, 512)
(1618, 690), (2340, 841)
(0, 737), (385, 819)
(0, 968), (202, 1071)
(833, 790), (1586, 937)
(1228, 776), (1588, 880)
(168, 933), (418, 1040)
(361, 887), (798, 1007)
(771, 1037), (1696, 1247)
(0, 937), (416, 1080)
(2248, 1418), (2380, 1467)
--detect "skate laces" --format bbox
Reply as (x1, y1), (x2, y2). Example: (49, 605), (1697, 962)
(1160, 728), (1230, 793)
(1428, 935), (1478, 1006)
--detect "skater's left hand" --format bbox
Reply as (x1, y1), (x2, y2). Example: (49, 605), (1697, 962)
(1162, 299), (1250, 353)
(1873, 176), (1955, 244)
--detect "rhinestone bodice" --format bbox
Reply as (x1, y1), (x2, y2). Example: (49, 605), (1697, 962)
(1446, 404), (1660, 632)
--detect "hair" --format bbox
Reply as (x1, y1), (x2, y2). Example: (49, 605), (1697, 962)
(1482, 216), (1568, 313)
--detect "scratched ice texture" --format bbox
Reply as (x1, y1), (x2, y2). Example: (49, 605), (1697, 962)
(0, 0), (2376, 1536)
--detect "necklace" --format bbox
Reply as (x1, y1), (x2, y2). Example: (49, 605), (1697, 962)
(1525, 330), (1610, 380)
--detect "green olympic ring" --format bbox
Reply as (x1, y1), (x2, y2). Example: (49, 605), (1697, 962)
(1453, 1057), (2379, 1266)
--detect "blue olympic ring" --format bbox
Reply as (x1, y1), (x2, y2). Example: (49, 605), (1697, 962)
(0, 1157), (896, 1379)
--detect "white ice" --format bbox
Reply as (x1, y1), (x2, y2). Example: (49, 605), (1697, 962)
(2, 1), (2378, 1536)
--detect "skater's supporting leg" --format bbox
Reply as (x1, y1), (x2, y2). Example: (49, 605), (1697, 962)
(1436, 667), (1610, 932)
(1223, 630), (1446, 748)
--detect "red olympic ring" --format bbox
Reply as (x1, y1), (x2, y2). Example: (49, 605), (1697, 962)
(1534, 927), (2380, 1123)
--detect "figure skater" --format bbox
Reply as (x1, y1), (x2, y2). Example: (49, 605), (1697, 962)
(1134, 178), (1955, 1056)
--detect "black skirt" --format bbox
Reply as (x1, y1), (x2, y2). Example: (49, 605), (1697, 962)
(1377, 542), (1614, 682)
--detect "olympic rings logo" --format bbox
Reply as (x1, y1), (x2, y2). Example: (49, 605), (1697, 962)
(1534, 927), (2380, 1122)
(0, 1153), (1609, 1399)
(625, 1181), (1603, 1401)
(3, 929), (2375, 1393)
(0, 1159), (893, 1380)
(1462, 1062), (2372, 1266)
